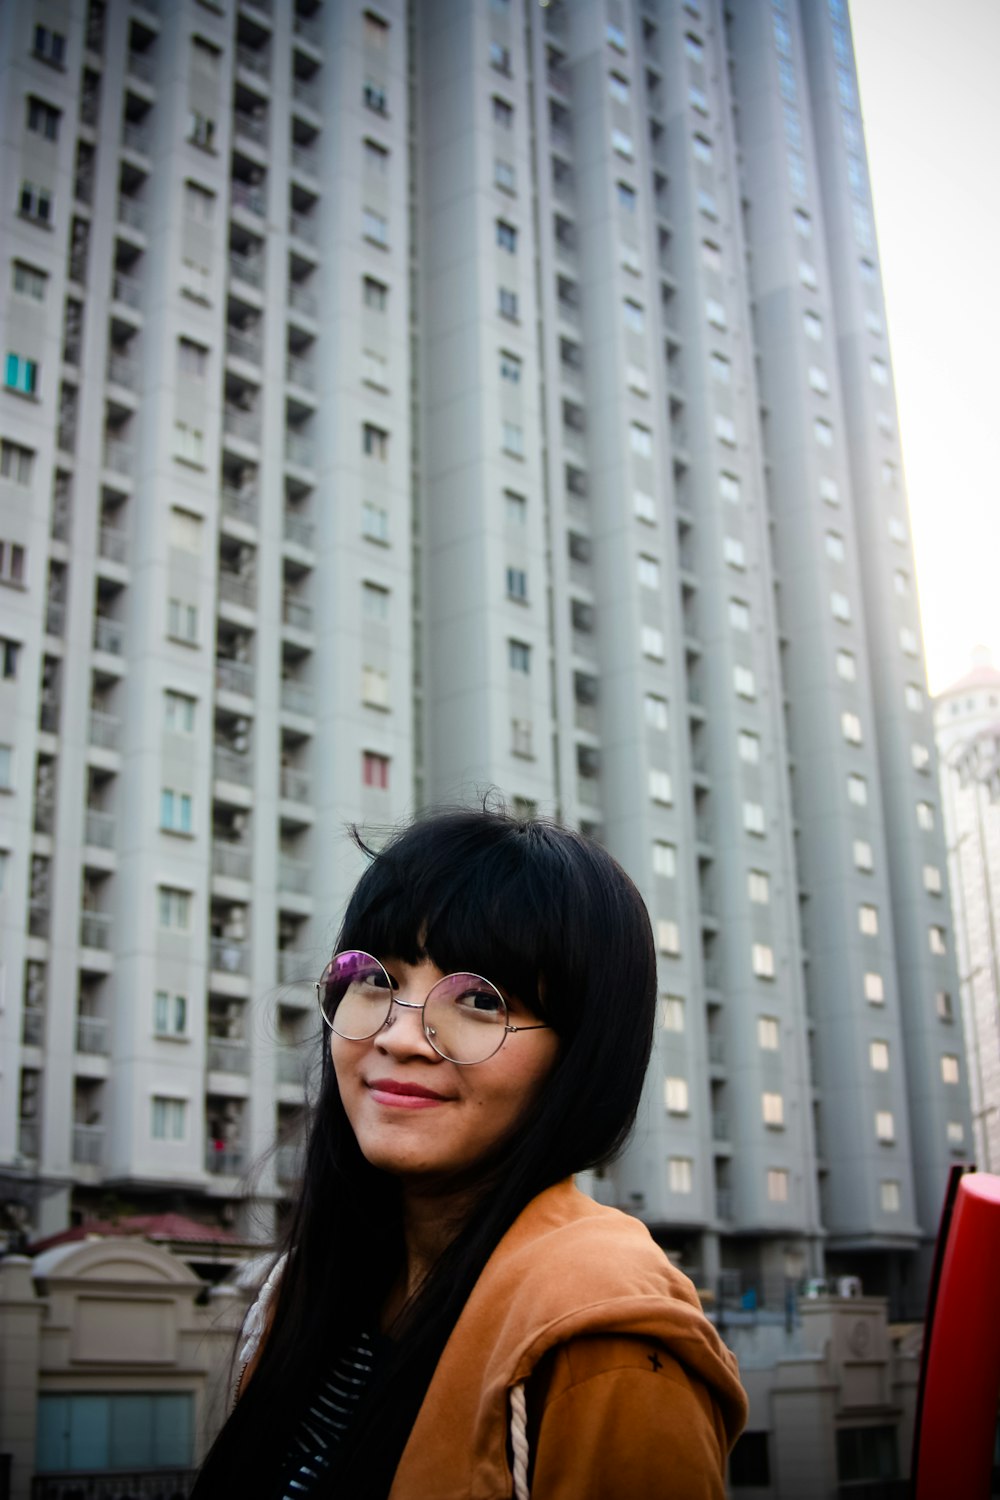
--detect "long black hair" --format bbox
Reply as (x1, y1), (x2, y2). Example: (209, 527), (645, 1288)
(192, 807), (657, 1498)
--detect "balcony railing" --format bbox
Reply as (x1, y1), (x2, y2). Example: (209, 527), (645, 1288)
(277, 1046), (308, 1085)
(229, 250), (264, 289)
(73, 1123), (105, 1164)
(234, 110), (268, 146)
(39, 702), (60, 735)
(289, 211), (318, 245)
(206, 1144), (245, 1175)
(223, 407), (262, 445)
(232, 180), (266, 217)
(218, 570), (257, 609)
(76, 1015), (110, 1054)
(288, 281), (318, 318)
(277, 950), (310, 984)
(276, 1143), (305, 1182)
(122, 119), (152, 154)
(280, 680), (314, 717)
(278, 856), (310, 895)
(291, 143), (318, 176)
(34, 799), (55, 834)
(213, 746), (253, 785)
(211, 938), (249, 975)
(98, 525), (129, 563)
(45, 600), (66, 637)
(221, 483), (259, 524)
(18, 1120), (40, 1159)
(284, 432), (315, 469)
(84, 808), (116, 849)
(117, 195), (149, 233)
(293, 11), (322, 44)
(29, 901), (51, 938)
(708, 1033), (725, 1065)
(236, 44), (270, 78)
(213, 841), (252, 881)
(285, 353), (316, 390)
(226, 327), (262, 364)
(89, 710), (121, 750)
(80, 911), (112, 950)
(712, 1112), (729, 1142)
(282, 597), (312, 631)
(283, 512), (315, 548)
(93, 616), (125, 655)
(280, 766), (311, 802)
(103, 437), (136, 475)
(292, 76), (320, 111)
(112, 270), (143, 310)
(207, 1037), (250, 1074)
(22, 1010), (45, 1047)
(31, 1471), (201, 1500)
(215, 657), (254, 698)
(126, 49), (156, 83)
(715, 1189), (734, 1221)
(107, 352), (139, 389)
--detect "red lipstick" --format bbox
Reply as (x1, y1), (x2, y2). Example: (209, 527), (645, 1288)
(367, 1077), (449, 1109)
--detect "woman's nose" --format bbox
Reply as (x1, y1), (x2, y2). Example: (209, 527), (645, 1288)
(376, 993), (438, 1056)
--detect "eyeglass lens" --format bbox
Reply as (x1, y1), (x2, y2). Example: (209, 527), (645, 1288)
(318, 950), (510, 1064)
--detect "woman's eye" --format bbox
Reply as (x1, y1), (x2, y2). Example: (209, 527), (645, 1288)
(360, 970), (392, 991)
(456, 987), (504, 1015)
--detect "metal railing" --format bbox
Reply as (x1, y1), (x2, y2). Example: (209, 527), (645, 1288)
(277, 950), (310, 984)
(38, 703), (60, 735)
(205, 1145), (245, 1175)
(283, 512), (315, 548)
(126, 49), (156, 83)
(215, 657), (254, 698)
(292, 76), (320, 111)
(80, 911), (112, 950)
(32, 1470), (200, 1500)
(286, 353), (316, 390)
(213, 841), (252, 881)
(277, 1047), (308, 1085)
(226, 327), (262, 363)
(708, 1033), (725, 1065)
(103, 438), (136, 476)
(291, 144), (319, 176)
(107, 352), (138, 389)
(289, 211), (318, 245)
(84, 809), (116, 848)
(282, 597), (312, 631)
(280, 680), (314, 717)
(112, 271), (142, 310)
(45, 600), (66, 637)
(712, 1111), (729, 1141)
(98, 525), (129, 563)
(218, 570), (257, 609)
(223, 407), (261, 445)
(29, 901), (51, 938)
(229, 251), (264, 289)
(234, 111), (268, 146)
(232, 180), (266, 217)
(211, 938), (249, 975)
(76, 1015), (110, 1054)
(207, 1037), (250, 1074)
(236, 44), (270, 78)
(288, 281), (318, 318)
(213, 746), (253, 785)
(18, 1121), (40, 1158)
(284, 432), (315, 469)
(222, 484), (259, 524)
(293, 11), (322, 44)
(22, 1010), (45, 1047)
(93, 616), (125, 655)
(280, 766), (311, 802)
(73, 1124), (105, 1164)
(278, 856), (310, 895)
(121, 119), (151, 153)
(89, 710), (121, 750)
(117, 195), (148, 233)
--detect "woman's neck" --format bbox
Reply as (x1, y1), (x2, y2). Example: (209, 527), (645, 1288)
(381, 1183), (475, 1327)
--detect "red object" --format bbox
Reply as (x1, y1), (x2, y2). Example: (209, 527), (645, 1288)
(913, 1171), (1000, 1498)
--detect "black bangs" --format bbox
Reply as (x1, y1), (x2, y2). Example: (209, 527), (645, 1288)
(338, 811), (567, 1022)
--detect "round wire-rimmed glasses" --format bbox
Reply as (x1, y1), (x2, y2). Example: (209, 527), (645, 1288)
(316, 949), (550, 1066)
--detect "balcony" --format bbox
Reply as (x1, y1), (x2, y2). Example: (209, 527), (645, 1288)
(213, 841), (252, 881)
(284, 432), (315, 469)
(223, 407), (261, 445)
(226, 326), (263, 364)
(280, 766), (311, 802)
(206, 1144), (245, 1174)
(293, 11), (322, 45)
(121, 119), (152, 154)
(107, 352), (139, 389)
(232, 180), (266, 217)
(18, 1120), (40, 1158)
(221, 482), (259, 525)
(280, 680), (313, 717)
(215, 657), (254, 698)
(103, 437), (136, 476)
(93, 616), (125, 655)
(292, 76), (320, 111)
(236, 44), (270, 79)
(214, 746), (253, 785)
(84, 809), (116, 849)
(72, 1123), (105, 1165)
(218, 571), (257, 610)
(229, 250), (264, 289)
(126, 49), (156, 84)
(289, 211), (318, 245)
(288, 281), (318, 318)
(117, 195), (149, 234)
(31, 1470), (201, 1500)
(29, 901), (51, 939)
(278, 856), (310, 896)
(715, 1188), (734, 1221)
(712, 1111), (729, 1142)
(276, 1143), (305, 1183)
(22, 1010), (45, 1047)
(80, 911), (112, 950)
(291, 143), (319, 177)
(282, 596), (312, 631)
(111, 270), (143, 310)
(98, 525), (129, 564)
(207, 1037), (250, 1074)
(234, 110), (268, 146)
(708, 1033), (725, 1065)
(285, 353), (316, 390)
(89, 710), (121, 750)
(283, 512), (315, 549)
(76, 1015), (110, 1055)
(45, 600), (66, 637)
(211, 937), (249, 975)
(277, 1046), (308, 1085)
(277, 950), (310, 984)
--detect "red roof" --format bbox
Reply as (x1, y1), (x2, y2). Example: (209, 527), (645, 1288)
(30, 1211), (241, 1254)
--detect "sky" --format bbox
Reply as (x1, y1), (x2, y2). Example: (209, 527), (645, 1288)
(848, 0), (1000, 695)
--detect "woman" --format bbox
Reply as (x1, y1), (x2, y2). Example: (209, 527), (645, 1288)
(193, 808), (747, 1498)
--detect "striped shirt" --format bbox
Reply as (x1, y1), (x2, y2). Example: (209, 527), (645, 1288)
(278, 1332), (378, 1497)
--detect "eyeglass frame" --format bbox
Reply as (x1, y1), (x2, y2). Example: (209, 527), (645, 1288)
(316, 948), (552, 1066)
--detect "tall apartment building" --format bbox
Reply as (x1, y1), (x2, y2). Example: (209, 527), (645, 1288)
(934, 650), (1000, 1175)
(0, 0), (969, 1317)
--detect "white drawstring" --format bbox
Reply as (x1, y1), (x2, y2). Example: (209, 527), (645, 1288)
(509, 1380), (531, 1500)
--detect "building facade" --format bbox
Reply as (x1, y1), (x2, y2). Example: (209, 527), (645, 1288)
(933, 650), (1000, 1176)
(1, 0), (969, 1325)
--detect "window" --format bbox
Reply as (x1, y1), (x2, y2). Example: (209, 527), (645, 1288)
(27, 97), (61, 141)
(799, 260), (818, 289)
(900, 626), (918, 656)
(645, 694), (668, 731)
(169, 511), (202, 556)
(490, 41), (512, 75)
(823, 532), (846, 564)
(947, 1121), (964, 1148)
(502, 421), (524, 456)
(888, 515), (907, 543)
(606, 21), (626, 52)
(498, 288), (518, 322)
(158, 886), (191, 931)
(803, 310), (822, 342)
(653, 841), (676, 878)
(609, 72), (630, 105)
(496, 219), (517, 253)
(820, 475), (840, 506)
(0, 542), (26, 586)
(164, 691), (196, 734)
(941, 1053), (960, 1085)
(184, 180), (215, 223)
(841, 711), (862, 744)
(669, 1157), (693, 1194)
(689, 85), (709, 114)
(762, 1091), (784, 1127)
(665, 1077), (689, 1114)
(870, 357), (889, 387)
(500, 351), (521, 385)
(505, 490), (526, 527)
(362, 665), (390, 709)
(847, 773), (868, 806)
(869, 1040), (889, 1072)
(748, 870), (770, 905)
(706, 297), (727, 329)
(4, 354), (38, 397)
(912, 742), (931, 772)
(893, 569), (910, 598)
(1, 638), (20, 680)
(494, 158), (516, 193)
(506, 566), (528, 602)
(738, 731), (760, 764)
(853, 839), (874, 872)
(34, 25), (67, 65)
(167, 598), (199, 644)
(928, 925), (947, 956)
(916, 800), (935, 831)
(363, 349), (388, 389)
(160, 788), (193, 834)
(715, 415), (737, 446)
(757, 1016), (779, 1050)
(19, 181), (52, 225)
(363, 140), (390, 179)
(767, 1169), (789, 1203)
(0, 439), (34, 485)
(173, 421), (204, 465)
(814, 417), (833, 448)
(637, 555), (660, 590)
(649, 770), (673, 805)
(363, 423), (389, 460)
(719, 472), (740, 505)
(661, 996), (685, 1032)
(936, 991), (954, 1022)
(875, 1110), (895, 1143)
(710, 352), (731, 384)
(492, 96), (514, 130)
(702, 240), (722, 274)
(152, 1096), (187, 1141)
(188, 112), (216, 150)
(744, 802), (766, 837)
(364, 80), (388, 114)
(641, 626), (664, 660)
(684, 32), (705, 62)
(362, 501), (389, 543)
(510, 717), (532, 757)
(752, 943), (775, 979)
(733, 665), (756, 700)
(508, 639), (530, 673)
(836, 649), (857, 682)
(723, 537), (745, 569)
(362, 750), (390, 789)
(616, 181), (637, 214)
(362, 582), (390, 622)
(363, 208), (388, 246)
(692, 134), (713, 165)
(904, 682), (923, 713)
(656, 920), (680, 955)
(630, 424), (652, 458)
(634, 490), (656, 522)
(859, 903), (879, 936)
(881, 1180), (901, 1212)
(794, 207), (812, 238)
(729, 599), (750, 632)
(623, 300), (644, 334)
(13, 262), (47, 302)
(864, 972), (885, 1004)
(363, 276), (388, 311)
(154, 991), (188, 1037)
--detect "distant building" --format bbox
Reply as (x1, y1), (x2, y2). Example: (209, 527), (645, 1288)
(933, 648), (1000, 1174)
(1, 0), (967, 1371)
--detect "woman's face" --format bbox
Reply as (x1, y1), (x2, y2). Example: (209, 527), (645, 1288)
(331, 956), (559, 1187)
